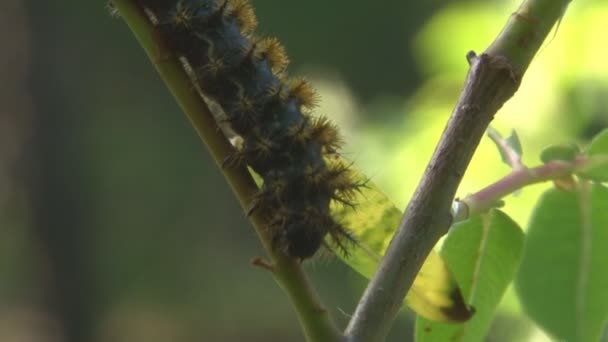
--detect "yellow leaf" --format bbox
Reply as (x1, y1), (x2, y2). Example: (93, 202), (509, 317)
(331, 162), (473, 323)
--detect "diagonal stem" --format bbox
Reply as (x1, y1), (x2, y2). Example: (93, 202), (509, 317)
(111, 1), (343, 341)
(345, 1), (572, 341)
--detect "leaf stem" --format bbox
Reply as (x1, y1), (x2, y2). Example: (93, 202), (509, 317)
(111, 1), (343, 341)
(345, 0), (572, 341)
(457, 155), (607, 219)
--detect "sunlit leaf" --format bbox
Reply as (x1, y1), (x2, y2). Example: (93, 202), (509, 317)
(331, 166), (473, 323)
(415, 210), (524, 342)
(579, 129), (608, 182)
(516, 185), (608, 342)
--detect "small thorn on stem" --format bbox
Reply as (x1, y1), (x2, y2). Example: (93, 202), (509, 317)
(466, 50), (477, 66)
(251, 257), (276, 272)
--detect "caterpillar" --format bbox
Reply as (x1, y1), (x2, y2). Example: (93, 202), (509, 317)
(136, 0), (362, 259)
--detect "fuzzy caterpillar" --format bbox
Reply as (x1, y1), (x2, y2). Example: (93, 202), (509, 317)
(137, 0), (362, 259)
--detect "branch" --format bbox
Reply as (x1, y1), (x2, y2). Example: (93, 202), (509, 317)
(345, 0), (572, 341)
(453, 154), (608, 222)
(111, 1), (342, 341)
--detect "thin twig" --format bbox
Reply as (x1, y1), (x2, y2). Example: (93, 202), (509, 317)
(345, 0), (572, 341)
(456, 155), (608, 219)
(111, 1), (343, 341)
(486, 127), (524, 170)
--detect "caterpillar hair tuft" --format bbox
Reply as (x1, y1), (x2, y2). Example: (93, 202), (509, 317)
(137, 0), (363, 259)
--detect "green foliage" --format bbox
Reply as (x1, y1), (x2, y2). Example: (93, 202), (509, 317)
(579, 129), (608, 182)
(337, 126), (608, 340)
(516, 185), (608, 342)
(415, 210), (524, 342)
(540, 143), (580, 164)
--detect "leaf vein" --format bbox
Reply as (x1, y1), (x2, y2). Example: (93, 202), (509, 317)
(576, 183), (593, 341)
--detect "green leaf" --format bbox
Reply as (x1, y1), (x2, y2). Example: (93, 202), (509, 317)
(516, 185), (608, 342)
(331, 166), (473, 323)
(579, 129), (608, 182)
(540, 143), (580, 164)
(415, 210), (525, 342)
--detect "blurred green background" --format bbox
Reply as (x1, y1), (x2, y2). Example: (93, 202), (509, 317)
(1, 0), (606, 341)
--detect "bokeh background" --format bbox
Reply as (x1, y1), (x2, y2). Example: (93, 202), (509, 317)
(1, 0), (607, 341)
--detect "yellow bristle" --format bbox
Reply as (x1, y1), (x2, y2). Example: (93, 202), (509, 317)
(228, 0), (258, 34)
(287, 78), (319, 109)
(202, 57), (225, 77)
(194, 35), (226, 77)
(311, 116), (342, 152)
(304, 164), (325, 186)
(170, 0), (194, 28)
(257, 37), (289, 74)
(235, 92), (257, 115)
(254, 136), (274, 158)
(286, 118), (312, 144)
